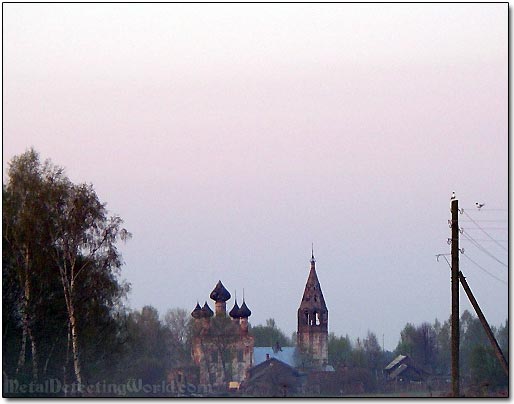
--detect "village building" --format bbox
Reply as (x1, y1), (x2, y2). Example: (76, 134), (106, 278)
(190, 280), (254, 391)
(296, 250), (329, 370)
(384, 354), (428, 383)
(187, 250), (332, 395)
(240, 357), (307, 397)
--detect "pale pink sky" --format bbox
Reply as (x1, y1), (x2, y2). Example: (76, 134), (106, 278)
(3, 4), (508, 350)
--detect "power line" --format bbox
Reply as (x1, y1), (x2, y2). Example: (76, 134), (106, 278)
(463, 239), (508, 242)
(461, 208), (507, 211)
(462, 227), (508, 230)
(461, 210), (508, 251)
(459, 219), (506, 223)
(461, 230), (508, 268)
(436, 253), (452, 270)
(461, 253), (508, 285)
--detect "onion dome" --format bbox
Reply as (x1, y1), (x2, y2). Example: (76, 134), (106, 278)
(191, 302), (203, 319)
(209, 280), (231, 302)
(201, 301), (214, 317)
(238, 300), (252, 318)
(229, 300), (241, 319)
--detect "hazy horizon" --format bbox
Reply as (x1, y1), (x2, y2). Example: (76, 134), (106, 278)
(3, 3), (508, 351)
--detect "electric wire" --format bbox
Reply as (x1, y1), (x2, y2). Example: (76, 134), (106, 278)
(461, 208), (507, 211)
(465, 239), (508, 242)
(461, 253), (508, 285)
(438, 254), (452, 271)
(461, 230), (508, 268)
(462, 227), (508, 230)
(436, 252), (507, 286)
(460, 220), (506, 223)
(462, 210), (508, 251)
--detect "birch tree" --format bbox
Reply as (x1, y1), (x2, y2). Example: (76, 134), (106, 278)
(3, 148), (130, 392)
(48, 181), (130, 390)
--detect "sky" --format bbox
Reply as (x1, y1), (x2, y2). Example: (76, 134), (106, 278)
(3, 3), (508, 351)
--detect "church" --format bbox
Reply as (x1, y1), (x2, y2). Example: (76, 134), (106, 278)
(187, 249), (331, 394)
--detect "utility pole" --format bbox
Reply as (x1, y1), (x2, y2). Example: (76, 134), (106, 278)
(451, 198), (460, 397)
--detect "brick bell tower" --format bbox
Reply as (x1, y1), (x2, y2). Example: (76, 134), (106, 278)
(297, 247), (328, 369)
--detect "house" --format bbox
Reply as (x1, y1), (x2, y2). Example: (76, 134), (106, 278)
(240, 357), (307, 397)
(253, 346), (296, 367)
(384, 354), (428, 383)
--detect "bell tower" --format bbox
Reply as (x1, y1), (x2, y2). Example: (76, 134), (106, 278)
(297, 247), (328, 369)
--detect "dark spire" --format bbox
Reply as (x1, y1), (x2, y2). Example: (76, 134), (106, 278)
(229, 299), (241, 319)
(238, 299), (252, 318)
(230, 290), (241, 318)
(311, 243), (316, 269)
(210, 280), (231, 302)
(191, 302), (203, 319)
(300, 251), (327, 311)
(201, 301), (214, 317)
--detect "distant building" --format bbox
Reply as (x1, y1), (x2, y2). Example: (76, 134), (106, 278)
(240, 357), (307, 397)
(190, 281), (254, 390)
(296, 250), (329, 370)
(253, 346), (296, 367)
(384, 354), (428, 383)
(188, 250), (331, 395)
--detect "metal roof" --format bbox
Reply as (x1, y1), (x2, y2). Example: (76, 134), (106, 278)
(253, 347), (297, 367)
(384, 354), (407, 370)
(389, 363), (408, 379)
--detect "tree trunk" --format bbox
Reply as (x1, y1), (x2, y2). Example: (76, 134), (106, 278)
(16, 249), (38, 380)
(43, 339), (56, 376)
(28, 325), (38, 381)
(60, 268), (83, 394)
(15, 319), (27, 375)
(63, 322), (71, 397)
(69, 303), (83, 388)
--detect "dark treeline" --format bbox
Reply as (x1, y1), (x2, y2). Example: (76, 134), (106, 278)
(326, 313), (508, 392)
(2, 149), (508, 396)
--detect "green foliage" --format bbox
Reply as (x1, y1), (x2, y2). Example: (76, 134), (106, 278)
(249, 318), (292, 347)
(3, 148), (130, 393)
(115, 306), (173, 385)
(164, 308), (193, 366)
(328, 333), (352, 368)
(395, 322), (437, 373)
(393, 311), (508, 389)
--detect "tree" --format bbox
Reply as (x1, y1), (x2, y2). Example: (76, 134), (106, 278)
(328, 333), (352, 369)
(395, 323), (416, 358)
(495, 319), (508, 359)
(3, 149), (58, 381)
(47, 181), (130, 389)
(363, 331), (383, 373)
(3, 149), (130, 393)
(417, 322), (437, 369)
(459, 310), (507, 388)
(395, 322), (437, 372)
(164, 308), (193, 366)
(434, 317), (451, 375)
(250, 318), (292, 348)
(118, 306), (172, 387)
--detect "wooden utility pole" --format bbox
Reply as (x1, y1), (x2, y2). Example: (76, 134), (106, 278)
(459, 271), (509, 376)
(451, 199), (460, 397)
